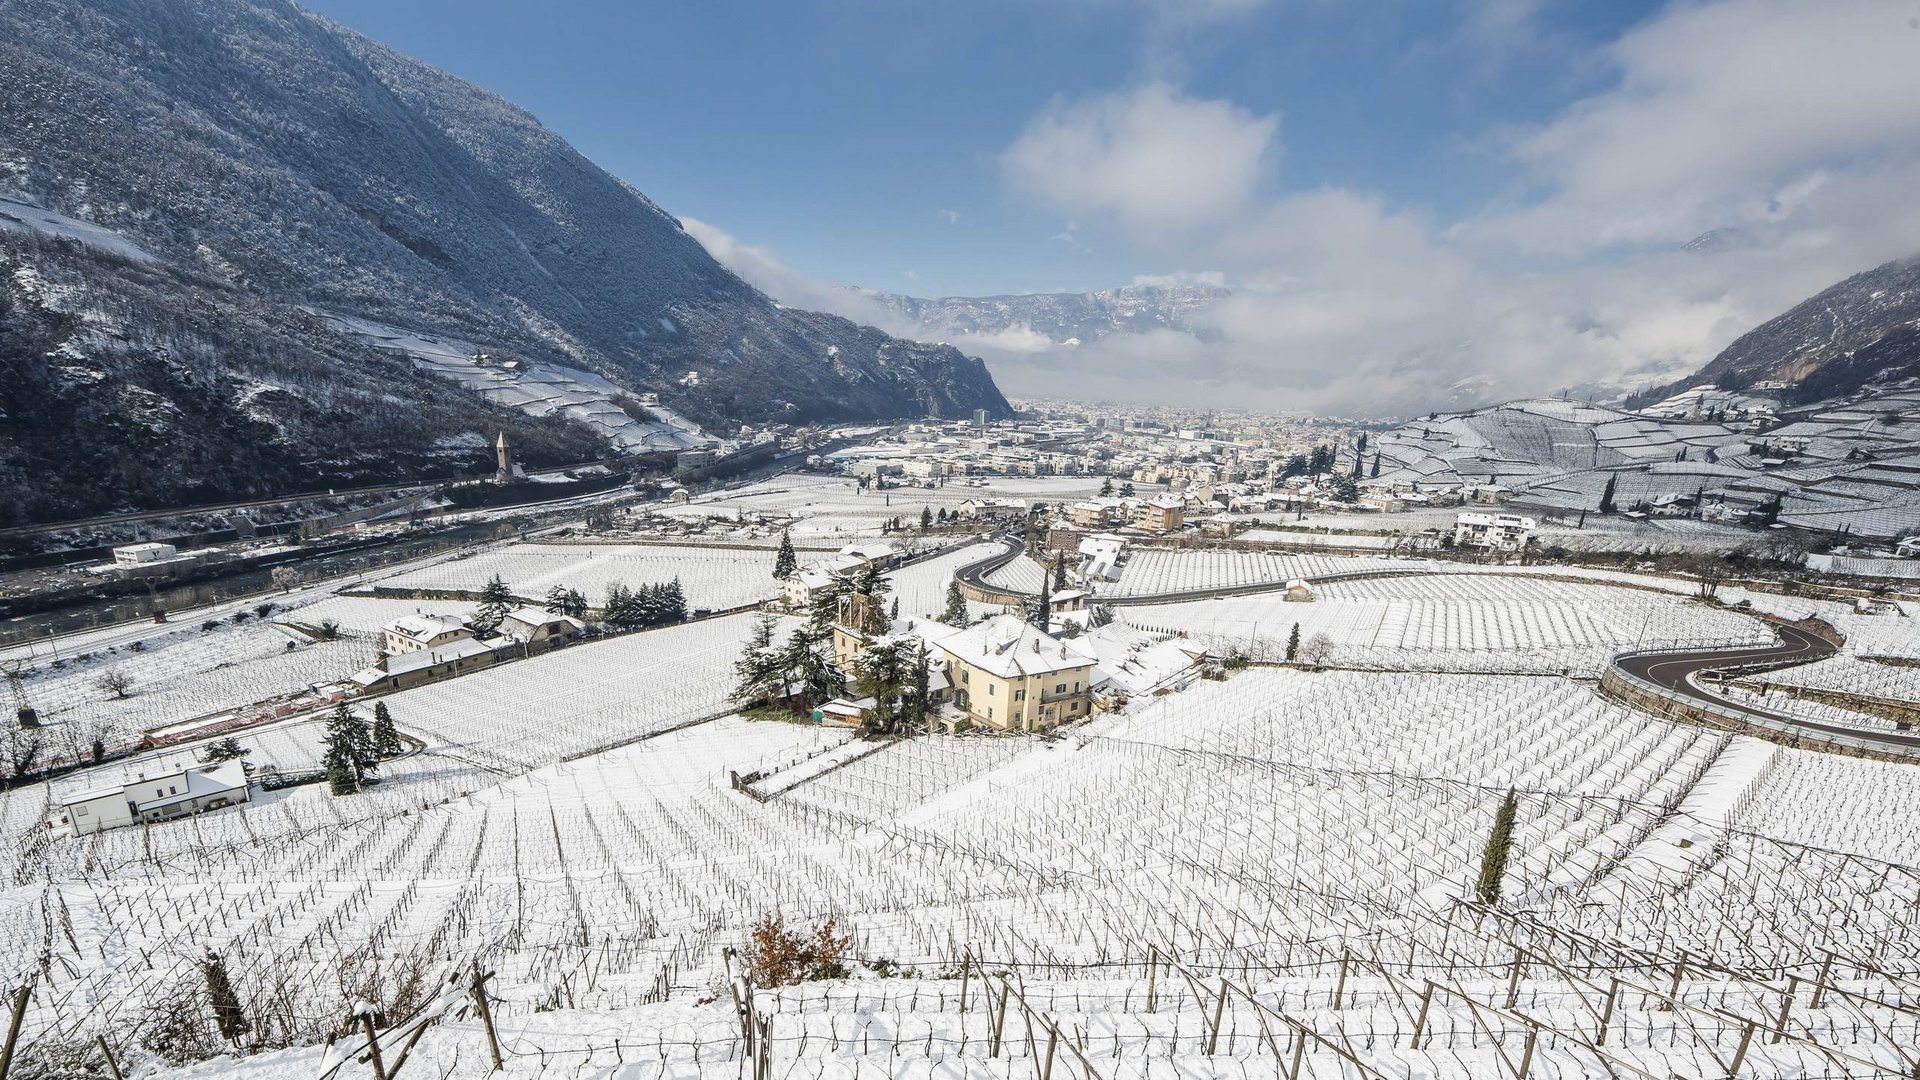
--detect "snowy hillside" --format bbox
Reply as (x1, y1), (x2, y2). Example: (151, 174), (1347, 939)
(0, 0), (1009, 523)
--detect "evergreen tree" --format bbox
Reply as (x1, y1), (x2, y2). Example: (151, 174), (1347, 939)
(1357, 432), (1369, 452)
(941, 579), (970, 626)
(662, 578), (688, 622)
(1475, 788), (1520, 904)
(1598, 475), (1618, 514)
(783, 629), (842, 704)
(1330, 474), (1359, 502)
(1119, 482), (1136, 498)
(732, 613), (784, 706)
(1099, 477), (1115, 497)
(202, 737), (248, 763)
(773, 530), (798, 580)
(1031, 558), (1054, 630)
(603, 583), (638, 630)
(324, 706), (360, 796)
(889, 597), (900, 620)
(920, 506), (934, 530)
(1370, 453), (1381, 478)
(905, 640), (932, 733)
(371, 701), (402, 757)
(854, 639), (908, 733)
(805, 573), (853, 644)
(545, 585), (589, 618)
(472, 575), (515, 635)
(1053, 555), (1069, 591)
(1286, 623), (1301, 662)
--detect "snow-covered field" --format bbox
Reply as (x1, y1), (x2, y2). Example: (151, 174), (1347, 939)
(376, 542), (789, 610)
(1122, 572), (1770, 673)
(8, 488), (1920, 1080)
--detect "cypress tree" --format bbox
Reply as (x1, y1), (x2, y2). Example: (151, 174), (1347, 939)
(921, 506), (934, 530)
(1053, 555), (1068, 591)
(1476, 788), (1520, 905)
(371, 702), (402, 757)
(1598, 475), (1617, 514)
(1031, 558), (1053, 630)
(773, 530), (798, 580)
(1285, 623), (1301, 662)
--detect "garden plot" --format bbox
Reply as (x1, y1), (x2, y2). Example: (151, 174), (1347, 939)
(373, 612), (787, 772)
(1828, 609), (1920, 657)
(376, 542), (785, 610)
(1098, 549), (1416, 598)
(1121, 572), (1769, 674)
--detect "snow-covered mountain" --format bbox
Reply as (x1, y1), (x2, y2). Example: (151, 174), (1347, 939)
(858, 284), (1227, 351)
(1629, 253), (1920, 407)
(0, 0), (1008, 524)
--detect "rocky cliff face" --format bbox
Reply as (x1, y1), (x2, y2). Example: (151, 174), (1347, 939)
(0, 0), (1009, 523)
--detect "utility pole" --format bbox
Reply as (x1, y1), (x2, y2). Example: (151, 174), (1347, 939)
(470, 964), (503, 1071)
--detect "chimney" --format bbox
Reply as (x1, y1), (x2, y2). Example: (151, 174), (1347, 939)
(375, 653), (389, 672)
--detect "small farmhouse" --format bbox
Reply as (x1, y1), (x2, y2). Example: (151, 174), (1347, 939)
(382, 613), (475, 656)
(58, 758), (252, 835)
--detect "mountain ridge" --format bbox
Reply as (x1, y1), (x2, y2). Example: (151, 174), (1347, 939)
(0, 0), (1008, 524)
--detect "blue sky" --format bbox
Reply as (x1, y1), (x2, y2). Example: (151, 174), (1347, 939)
(308, 0), (1659, 297)
(306, 1), (1920, 412)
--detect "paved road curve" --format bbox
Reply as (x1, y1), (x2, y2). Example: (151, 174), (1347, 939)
(1617, 624), (1920, 755)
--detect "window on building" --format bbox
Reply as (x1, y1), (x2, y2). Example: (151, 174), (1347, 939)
(1015, 689), (1025, 701)
(960, 670), (969, 684)
(1056, 683), (1066, 694)
(74, 806), (88, 818)
(1069, 701), (1080, 713)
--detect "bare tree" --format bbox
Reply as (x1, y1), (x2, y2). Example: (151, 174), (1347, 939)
(95, 668), (134, 699)
(2, 727), (43, 778)
(1298, 633), (1337, 670)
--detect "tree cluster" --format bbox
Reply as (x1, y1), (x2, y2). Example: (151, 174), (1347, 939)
(602, 579), (687, 630)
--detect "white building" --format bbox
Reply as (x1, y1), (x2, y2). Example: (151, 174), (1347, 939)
(1453, 512), (1538, 553)
(382, 613), (475, 655)
(497, 607), (588, 650)
(58, 758), (252, 835)
(113, 542), (178, 565)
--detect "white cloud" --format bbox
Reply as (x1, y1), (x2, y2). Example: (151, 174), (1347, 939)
(1468, 0), (1920, 254)
(937, 208), (962, 225)
(983, 0), (1920, 415)
(1000, 82), (1278, 236)
(679, 215), (921, 333)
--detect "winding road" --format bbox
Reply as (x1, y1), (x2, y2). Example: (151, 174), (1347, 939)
(1615, 625), (1920, 755)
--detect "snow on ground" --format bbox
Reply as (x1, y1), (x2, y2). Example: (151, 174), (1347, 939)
(1121, 572), (1769, 673)
(377, 541), (788, 610)
(378, 612), (788, 772)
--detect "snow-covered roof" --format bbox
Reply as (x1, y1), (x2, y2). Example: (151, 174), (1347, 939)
(924, 615), (1093, 679)
(353, 638), (496, 685)
(384, 613), (470, 641)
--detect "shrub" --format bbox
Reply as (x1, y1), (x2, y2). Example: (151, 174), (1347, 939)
(740, 912), (852, 986)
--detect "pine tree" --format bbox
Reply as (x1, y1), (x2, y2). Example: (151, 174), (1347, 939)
(941, 579), (969, 626)
(920, 506), (933, 530)
(604, 583), (637, 629)
(371, 702), (402, 757)
(545, 585), (588, 618)
(1099, 477), (1114, 497)
(324, 702), (375, 789)
(199, 948), (250, 1043)
(1475, 788), (1519, 904)
(472, 575), (515, 635)
(732, 613), (783, 706)
(1598, 475), (1618, 514)
(1119, 482), (1136, 498)
(663, 578), (688, 622)
(773, 530), (798, 580)
(1053, 555), (1068, 591)
(1286, 623), (1301, 662)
